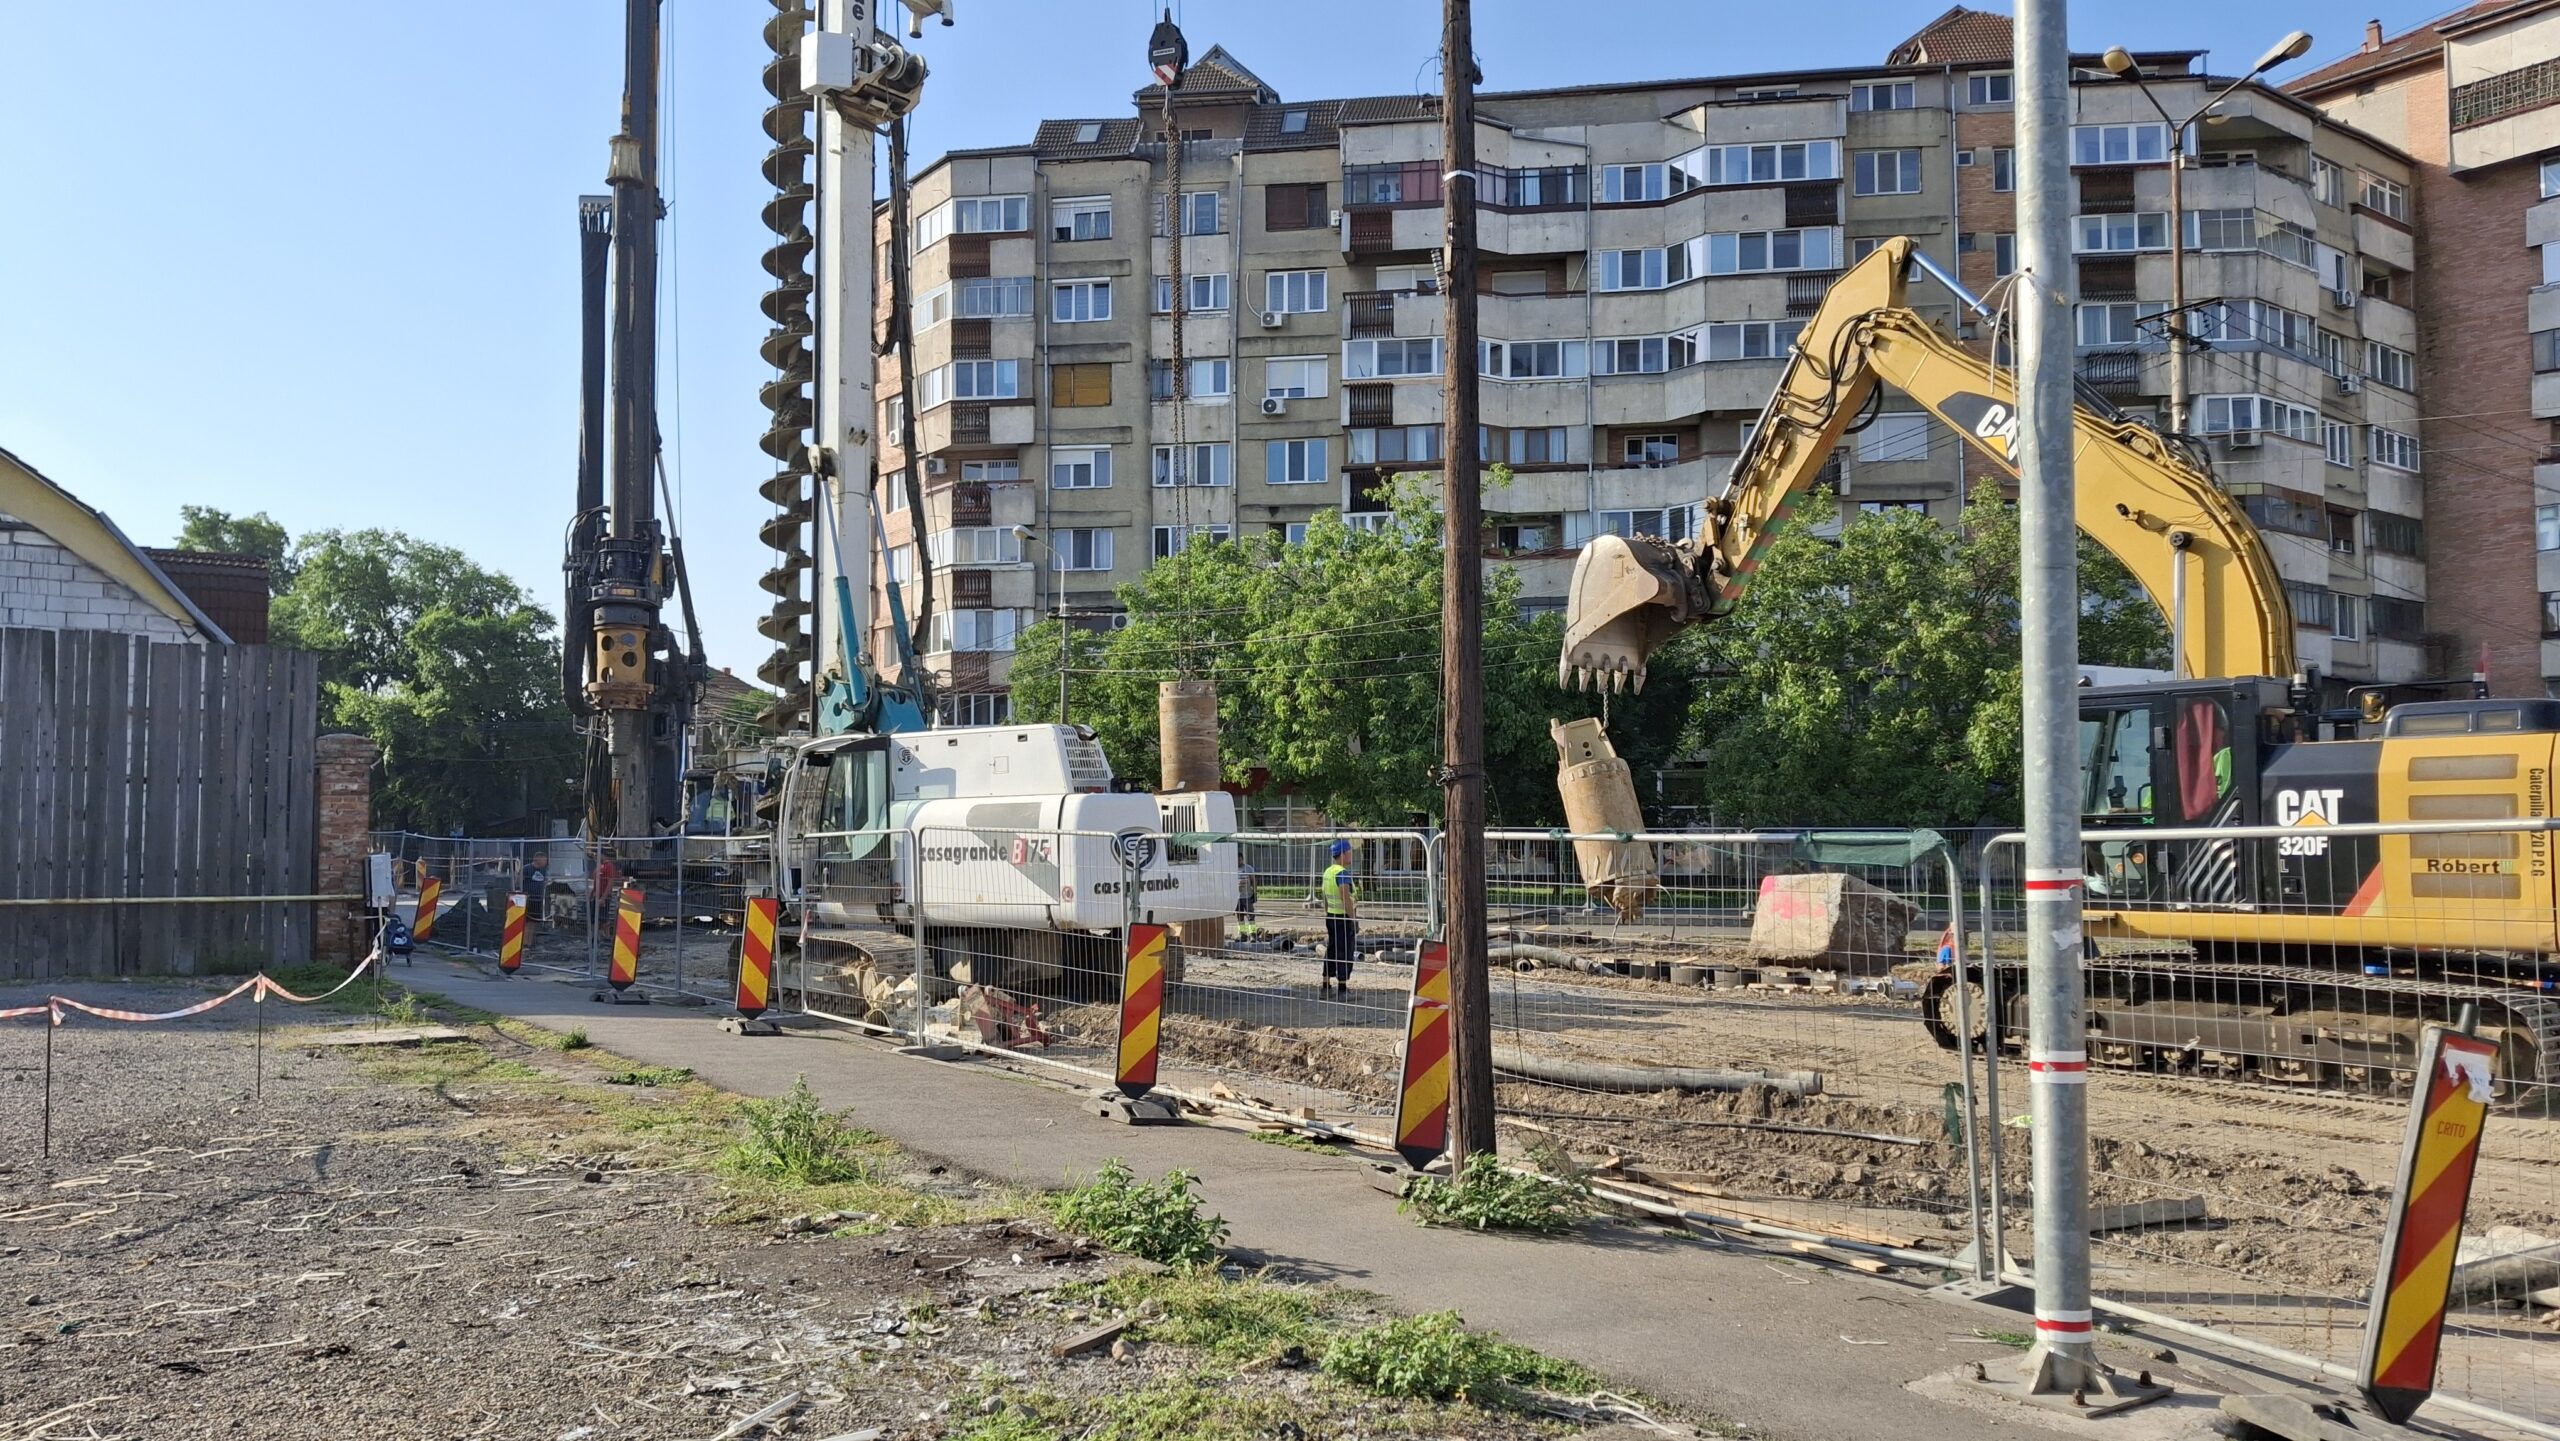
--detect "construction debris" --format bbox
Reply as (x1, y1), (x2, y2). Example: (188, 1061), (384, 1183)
(1746, 873), (1919, 975)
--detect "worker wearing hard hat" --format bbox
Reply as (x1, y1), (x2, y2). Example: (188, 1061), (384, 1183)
(1320, 840), (1359, 998)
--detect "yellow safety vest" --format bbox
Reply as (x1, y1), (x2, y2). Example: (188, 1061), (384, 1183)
(1322, 863), (1354, 915)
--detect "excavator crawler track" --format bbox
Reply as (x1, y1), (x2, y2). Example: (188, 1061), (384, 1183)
(1922, 954), (2560, 1102)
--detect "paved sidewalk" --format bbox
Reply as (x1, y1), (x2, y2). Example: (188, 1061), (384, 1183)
(406, 959), (2239, 1441)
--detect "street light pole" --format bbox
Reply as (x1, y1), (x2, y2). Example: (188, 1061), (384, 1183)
(1011, 525), (1071, 724)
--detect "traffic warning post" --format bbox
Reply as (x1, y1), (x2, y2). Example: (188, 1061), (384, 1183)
(720, 897), (782, 1035)
(1393, 938), (1453, 1172)
(2359, 1025), (2499, 1424)
(596, 886), (649, 1004)
(413, 874), (443, 943)
(1094, 921), (1178, 1125)
(499, 893), (526, 973)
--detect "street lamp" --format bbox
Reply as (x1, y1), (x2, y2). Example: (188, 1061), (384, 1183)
(2100, 31), (2313, 437)
(1009, 525), (1071, 724)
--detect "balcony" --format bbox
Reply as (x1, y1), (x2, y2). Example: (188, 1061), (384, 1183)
(952, 318), (993, 360)
(1783, 182), (1840, 230)
(1347, 292), (1399, 338)
(950, 481), (993, 526)
(952, 403), (990, 443)
(948, 569), (992, 609)
(2077, 169), (2138, 214)
(1347, 383), (1397, 429)
(2078, 349), (2154, 399)
(1786, 273), (1840, 317)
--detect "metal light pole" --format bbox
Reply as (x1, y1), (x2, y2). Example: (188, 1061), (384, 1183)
(2099, 32), (2313, 439)
(1010, 526), (1071, 724)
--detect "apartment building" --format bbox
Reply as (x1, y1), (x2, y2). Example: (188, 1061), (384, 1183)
(2295, 3), (2560, 698)
(863, 8), (2432, 722)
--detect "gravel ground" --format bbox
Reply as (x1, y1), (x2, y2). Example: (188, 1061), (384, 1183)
(0, 979), (1627, 1441)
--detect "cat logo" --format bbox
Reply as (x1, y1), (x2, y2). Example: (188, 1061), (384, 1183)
(2274, 787), (2345, 856)
(1931, 393), (2019, 463)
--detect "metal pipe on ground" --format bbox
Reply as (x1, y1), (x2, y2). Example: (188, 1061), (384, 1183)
(1490, 1045), (1823, 1097)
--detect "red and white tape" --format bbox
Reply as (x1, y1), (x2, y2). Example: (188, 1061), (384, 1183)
(7, 949), (381, 1025)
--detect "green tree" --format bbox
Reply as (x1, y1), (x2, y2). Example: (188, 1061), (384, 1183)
(173, 505), (295, 589)
(273, 530), (533, 695)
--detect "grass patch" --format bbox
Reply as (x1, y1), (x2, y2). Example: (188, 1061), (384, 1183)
(721, 1077), (878, 1186)
(1048, 1160), (1227, 1269)
(1247, 1129), (1337, 1154)
(953, 1377), (1303, 1441)
(1321, 1310), (1598, 1401)
(1097, 1268), (1330, 1364)
(1974, 1328), (2033, 1349)
(559, 1027), (592, 1051)
(1398, 1152), (1592, 1234)
(602, 1065), (695, 1087)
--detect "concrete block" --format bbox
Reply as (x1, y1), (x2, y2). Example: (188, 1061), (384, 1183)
(1747, 872), (1919, 975)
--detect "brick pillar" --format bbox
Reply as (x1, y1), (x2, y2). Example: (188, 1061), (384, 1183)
(313, 733), (381, 964)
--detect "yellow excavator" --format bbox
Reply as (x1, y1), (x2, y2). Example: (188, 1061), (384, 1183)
(1558, 237), (2559, 1094)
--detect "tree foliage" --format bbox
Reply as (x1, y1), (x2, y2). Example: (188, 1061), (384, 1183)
(177, 515), (577, 833)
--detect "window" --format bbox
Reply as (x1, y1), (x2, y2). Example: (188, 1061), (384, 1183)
(2373, 597), (2425, 641)
(1279, 108), (1310, 134)
(1992, 233), (2017, 276)
(1050, 447), (1112, 489)
(1849, 236), (1886, 263)
(2372, 511), (2425, 557)
(911, 194), (1028, 250)
(1282, 522), (1310, 545)
(1623, 433), (1683, 465)
(2333, 593), (2365, 641)
(2536, 329), (2560, 373)
(1593, 335), (1680, 374)
(1053, 528), (1114, 571)
(1179, 190), (1222, 236)
(1072, 121), (1104, 144)
(1704, 319), (1804, 360)
(917, 359), (1021, 410)
(939, 693), (1012, 727)
(2188, 207), (2258, 252)
(1264, 182), (1329, 231)
(886, 543), (915, 584)
(1264, 356), (1327, 399)
(1851, 80), (1916, 111)
(1343, 338), (1440, 378)
(2318, 329), (2349, 376)
(1683, 140), (1841, 187)
(1188, 358), (1231, 399)
(2542, 504), (2560, 552)
(1969, 71), (2013, 105)
(2546, 157), (2560, 199)
(1598, 248), (1668, 291)
(2284, 582), (2333, 630)
(961, 460), (1021, 483)
(1736, 84), (1799, 100)
(2548, 592), (2560, 638)
(2370, 427), (2421, 471)
(1479, 426), (1568, 464)
(955, 276), (1033, 318)
(2244, 492), (2325, 538)
(2328, 507), (2359, 554)
(2071, 123), (2170, 165)
(2324, 422), (2354, 468)
(1152, 525), (1231, 558)
(1153, 442), (1233, 487)
(1480, 338), (1588, 379)
(927, 527), (1022, 566)
(1855, 412), (1933, 464)
(1266, 269), (1329, 314)
(1343, 162), (1441, 206)
(882, 395), (906, 437)
(2544, 243), (2560, 287)
(931, 609), (1026, 653)
(1702, 227), (1839, 275)
(2365, 341), (2415, 391)
(2200, 394), (2320, 443)
(1601, 164), (1668, 203)
(1266, 437), (1329, 484)
(1991, 147), (2015, 192)
(1853, 149), (1923, 196)
(2193, 299), (2316, 358)
(1050, 362), (1112, 408)
(2358, 173), (2410, 221)
(1347, 426), (1439, 464)
(916, 285), (953, 330)
(884, 472), (909, 512)
(1567, 506), (1702, 547)
(1154, 272), (1231, 313)
(1860, 499), (1930, 515)
(2075, 212), (2168, 252)
(1051, 279), (1111, 323)
(1051, 196), (1111, 241)
(1481, 163), (1590, 208)
(2311, 157), (2347, 208)
(2076, 301), (2164, 347)
(1493, 522), (1557, 553)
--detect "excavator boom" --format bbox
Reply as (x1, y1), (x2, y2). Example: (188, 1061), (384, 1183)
(1559, 236), (2294, 692)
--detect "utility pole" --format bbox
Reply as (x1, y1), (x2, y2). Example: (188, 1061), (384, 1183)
(2009, 0), (2156, 1412)
(1438, 0), (1495, 1166)
(598, 0), (665, 846)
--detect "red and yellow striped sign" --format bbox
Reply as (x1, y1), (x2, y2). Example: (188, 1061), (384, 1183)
(736, 897), (779, 1018)
(2359, 1026), (2499, 1423)
(499, 893), (526, 972)
(413, 874), (443, 943)
(1393, 938), (1452, 1171)
(609, 886), (643, 991)
(1115, 922), (1168, 1098)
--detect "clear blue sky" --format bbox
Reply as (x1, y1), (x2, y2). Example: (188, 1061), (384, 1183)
(0, 1), (2445, 680)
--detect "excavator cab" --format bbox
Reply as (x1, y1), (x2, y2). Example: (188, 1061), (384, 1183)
(2077, 679), (2279, 905)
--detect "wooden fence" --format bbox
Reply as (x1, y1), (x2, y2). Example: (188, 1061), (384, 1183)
(0, 627), (321, 980)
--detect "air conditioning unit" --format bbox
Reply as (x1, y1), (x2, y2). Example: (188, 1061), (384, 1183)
(2337, 373), (2363, 396)
(1257, 310), (1285, 329)
(1260, 396), (1287, 415)
(2330, 288), (2358, 310)
(1329, 209), (1345, 228)
(923, 456), (948, 475)
(2223, 429), (2263, 450)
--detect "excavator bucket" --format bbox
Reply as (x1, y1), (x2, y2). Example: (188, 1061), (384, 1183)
(1558, 533), (1702, 693)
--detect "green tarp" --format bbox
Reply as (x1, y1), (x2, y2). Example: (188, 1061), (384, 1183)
(1788, 828), (1949, 869)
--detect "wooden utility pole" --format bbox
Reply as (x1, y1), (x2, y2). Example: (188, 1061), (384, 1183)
(1439, 0), (1496, 1165)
